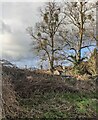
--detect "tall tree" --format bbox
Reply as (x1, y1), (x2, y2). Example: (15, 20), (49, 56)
(62, 1), (96, 65)
(27, 2), (66, 73)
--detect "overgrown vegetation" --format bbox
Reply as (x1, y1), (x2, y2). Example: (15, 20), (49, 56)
(1, 1), (98, 120)
(2, 66), (97, 119)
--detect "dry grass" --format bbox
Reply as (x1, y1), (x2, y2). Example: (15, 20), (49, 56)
(2, 66), (97, 119)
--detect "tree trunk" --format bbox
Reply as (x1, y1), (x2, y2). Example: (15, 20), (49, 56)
(78, 2), (84, 63)
(50, 33), (54, 74)
(50, 61), (54, 73)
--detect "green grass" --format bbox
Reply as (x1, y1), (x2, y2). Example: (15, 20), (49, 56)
(18, 91), (97, 118)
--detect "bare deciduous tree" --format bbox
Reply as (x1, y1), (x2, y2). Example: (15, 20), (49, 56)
(27, 2), (66, 73)
(62, 1), (96, 65)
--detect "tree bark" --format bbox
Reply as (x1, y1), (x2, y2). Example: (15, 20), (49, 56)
(77, 2), (84, 63)
(50, 35), (54, 74)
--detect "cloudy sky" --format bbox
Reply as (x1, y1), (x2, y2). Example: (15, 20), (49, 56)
(0, 0), (97, 68)
(0, 2), (46, 68)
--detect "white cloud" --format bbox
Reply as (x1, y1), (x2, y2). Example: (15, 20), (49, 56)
(0, 2), (44, 65)
(0, 0), (97, 2)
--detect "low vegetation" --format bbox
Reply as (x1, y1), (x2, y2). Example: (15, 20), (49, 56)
(2, 65), (97, 119)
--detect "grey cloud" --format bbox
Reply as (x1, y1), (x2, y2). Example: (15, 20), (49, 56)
(1, 2), (44, 65)
(2, 32), (34, 61)
(1, 20), (12, 33)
